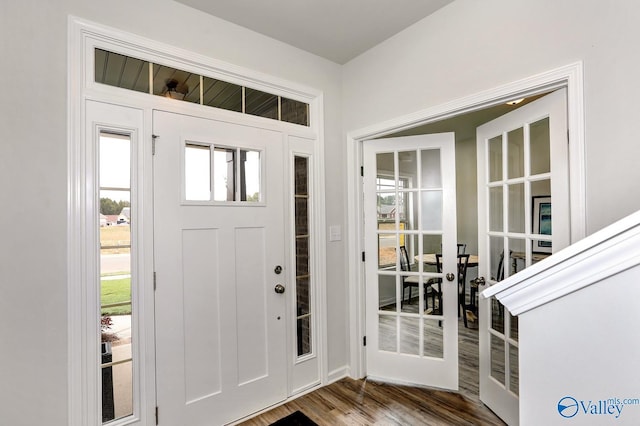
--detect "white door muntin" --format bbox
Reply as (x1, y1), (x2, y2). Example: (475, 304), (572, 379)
(476, 88), (569, 426)
(364, 133), (459, 390)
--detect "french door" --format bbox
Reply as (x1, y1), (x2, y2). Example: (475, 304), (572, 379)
(476, 89), (569, 425)
(363, 133), (459, 389)
(153, 111), (288, 425)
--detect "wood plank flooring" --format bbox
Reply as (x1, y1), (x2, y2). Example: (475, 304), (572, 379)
(239, 376), (504, 425)
(240, 315), (505, 425)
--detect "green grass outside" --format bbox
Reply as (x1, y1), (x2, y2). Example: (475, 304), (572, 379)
(101, 277), (132, 316)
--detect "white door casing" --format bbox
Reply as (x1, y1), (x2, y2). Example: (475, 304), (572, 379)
(153, 111), (288, 425)
(364, 133), (459, 390)
(476, 88), (569, 425)
(69, 18), (327, 426)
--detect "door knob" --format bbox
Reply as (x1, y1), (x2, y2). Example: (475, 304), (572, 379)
(446, 273), (455, 282)
(475, 277), (486, 286)
(274, 265), (283, 274)
(274, 284), (285, 294)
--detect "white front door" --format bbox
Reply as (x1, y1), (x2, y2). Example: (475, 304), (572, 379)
(153, 111), (288, 425)
(364, 133), (459, 389)
(476, 89), (569, 425)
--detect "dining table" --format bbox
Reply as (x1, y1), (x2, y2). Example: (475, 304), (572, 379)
(414, 253), (480, 317)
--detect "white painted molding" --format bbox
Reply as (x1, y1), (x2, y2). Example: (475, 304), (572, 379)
(72, 17), (318, 106)
(68, 16), (327, 426)
(327, 366), (350, 384)
(346, 62), (586, 379)
(483, 209), (640, 316)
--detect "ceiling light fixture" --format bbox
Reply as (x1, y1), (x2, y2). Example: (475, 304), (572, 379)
(164, 78), (188, 100)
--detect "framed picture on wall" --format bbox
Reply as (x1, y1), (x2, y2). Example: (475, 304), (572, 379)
(533, 196), (552, 253)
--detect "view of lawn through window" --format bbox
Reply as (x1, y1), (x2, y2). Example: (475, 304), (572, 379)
(99, 131), (134, 423)
(377, 176), (408, 267)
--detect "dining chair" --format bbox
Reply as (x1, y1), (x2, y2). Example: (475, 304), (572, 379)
(441, 243), (467, 254)
(469, 250), (508, 321)
(434, 253), (471, 327)
(457, 254), (471, 328)
(400, 246), (438, 312)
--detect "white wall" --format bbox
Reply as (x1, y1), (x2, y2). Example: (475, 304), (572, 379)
(343, 0), (640, 235)
(6, 0), (640, 424)
(0, 2), (343, 425)
(520, 265), (640, 425)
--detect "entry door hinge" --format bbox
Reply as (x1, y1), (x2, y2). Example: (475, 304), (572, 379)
(155, 406), (159, 425)
(153, 272), (157, 291)
(362, 251), (366, 262)
(363, 336), (367, 346)
(152, 134), (159, 155)
(360, 166), (364, 177)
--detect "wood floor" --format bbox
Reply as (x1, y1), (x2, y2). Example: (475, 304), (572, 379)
(239, 376), (504, 426)
(240, 315), (505, 426)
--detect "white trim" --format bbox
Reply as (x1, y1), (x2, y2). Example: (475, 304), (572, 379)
(313, 94), (329, 389)
(287, 136), (325, 393)
(81, 19), (316, 109)
(68, 16), (90, 426)
(68, 16), (327, 426)
(483, 209), (640, 316)
(327, 366), (350, 384)
(346, 62), (586, 379)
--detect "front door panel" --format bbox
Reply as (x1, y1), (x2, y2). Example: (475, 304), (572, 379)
(153, 111), (287, 425)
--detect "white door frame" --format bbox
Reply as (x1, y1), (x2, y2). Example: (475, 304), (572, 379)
(346, 62), (586, 380)
(68, 17), (327, 426)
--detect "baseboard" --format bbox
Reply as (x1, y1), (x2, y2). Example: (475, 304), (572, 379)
(327, 365), (349, 384)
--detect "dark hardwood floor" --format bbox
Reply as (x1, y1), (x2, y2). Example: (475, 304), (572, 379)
(240, 314), (505, 425)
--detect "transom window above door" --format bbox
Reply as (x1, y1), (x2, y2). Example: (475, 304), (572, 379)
(94, 48), (310, 126)
(184, 142), (263, 204)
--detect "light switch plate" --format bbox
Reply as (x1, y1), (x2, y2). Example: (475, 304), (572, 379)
(329, 225), (342, 242)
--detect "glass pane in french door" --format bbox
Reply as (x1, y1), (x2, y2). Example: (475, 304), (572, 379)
(530, 118), (550, 175)
(483, 113), (555, 396)
(375, 148), (445, 359)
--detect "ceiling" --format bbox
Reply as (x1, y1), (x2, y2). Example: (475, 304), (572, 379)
(388, 94), (547, 141)
(173, 0), (454, 64)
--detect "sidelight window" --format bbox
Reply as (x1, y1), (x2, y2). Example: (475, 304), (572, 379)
(294, 156), (312, 357)
(99, 131), (134, 423)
